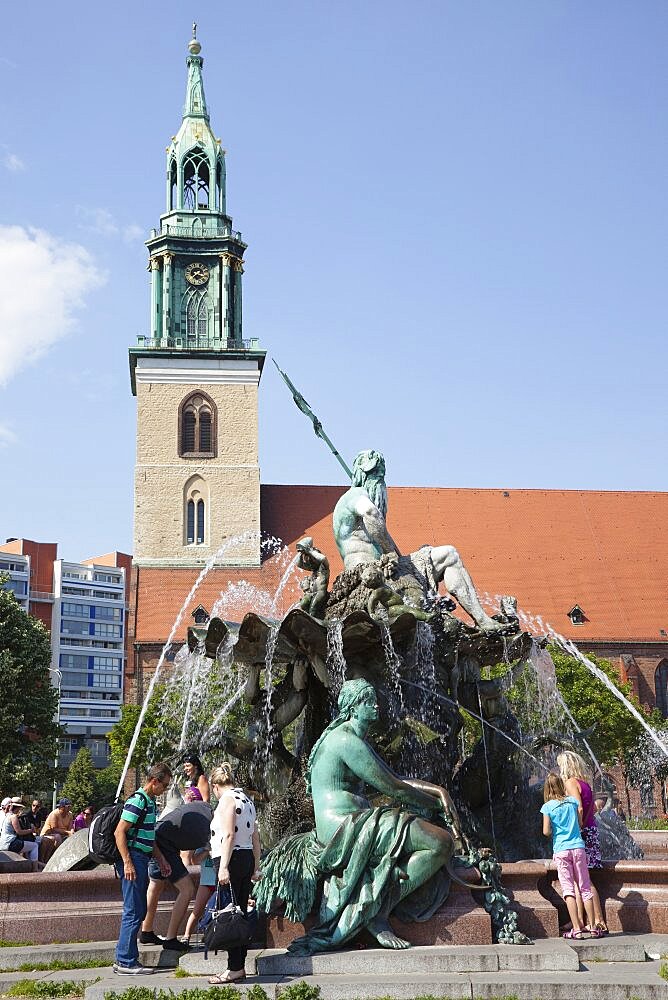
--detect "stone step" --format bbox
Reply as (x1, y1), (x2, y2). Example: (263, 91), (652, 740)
(82, 963), (668, 1000)
(0, 940), (177, 971)
(249, 941), (580, 977)
(568, 934), (649, 963)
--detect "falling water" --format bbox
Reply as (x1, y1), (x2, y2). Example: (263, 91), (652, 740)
(260, 622), (281, 773)
(484, 594), (668, 762)
(115, 530), (260, 799)
(401, 678), (549, 771)
(200, 683), (246, 748)
(414, 622), (437, 725)
(477, 684), (498, 856)
(379, 622), (405, 719)
(178, 642), (208, 751)
(326, 620), (346, 704)
(271, 553), (300, 616)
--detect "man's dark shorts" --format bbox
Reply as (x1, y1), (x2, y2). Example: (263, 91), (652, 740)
(148, 847), (188, 884)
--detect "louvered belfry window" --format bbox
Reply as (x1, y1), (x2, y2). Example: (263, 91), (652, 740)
(179, 392), (216, 457)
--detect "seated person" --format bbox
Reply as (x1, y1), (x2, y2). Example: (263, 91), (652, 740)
(40, 798), (74, 847)
(0, 798), (39, 862)
(17, 798), (43, 842)
(72, 805), (95, 831)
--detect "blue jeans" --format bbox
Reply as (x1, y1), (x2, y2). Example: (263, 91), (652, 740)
(115, 849), (150, 967)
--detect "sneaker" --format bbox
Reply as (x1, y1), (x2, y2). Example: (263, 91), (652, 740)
(139, 930), (165, 945)
(162, 937), (190, 952)
(112, 963), (155, 975)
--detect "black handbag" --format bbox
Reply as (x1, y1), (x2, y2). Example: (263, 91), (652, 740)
(202, 883), (251, 957)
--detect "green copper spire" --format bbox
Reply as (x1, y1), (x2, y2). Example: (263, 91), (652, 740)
(165, 29), (225, 215)
(184, 23), (209, 121)
(139, 28), (253, 353)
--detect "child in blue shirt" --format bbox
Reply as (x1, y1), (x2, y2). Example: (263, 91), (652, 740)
(540, 772), (602, 939)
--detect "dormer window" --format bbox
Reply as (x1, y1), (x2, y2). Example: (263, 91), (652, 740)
(191, 604), (210, 625)
(567, 605), (587, 626)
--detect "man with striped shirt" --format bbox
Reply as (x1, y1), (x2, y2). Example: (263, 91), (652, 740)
(113, 762), (172, 975)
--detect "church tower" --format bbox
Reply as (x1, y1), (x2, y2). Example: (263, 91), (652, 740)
(129, 29), (265, 569)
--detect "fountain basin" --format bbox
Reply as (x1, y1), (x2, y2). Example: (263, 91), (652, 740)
(0, 861), (659, 947)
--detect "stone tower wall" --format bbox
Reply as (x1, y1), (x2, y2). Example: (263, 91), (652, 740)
(133, 374), (261, 566)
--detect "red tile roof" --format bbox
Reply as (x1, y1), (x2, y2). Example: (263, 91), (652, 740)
(134, 485), (668, 646)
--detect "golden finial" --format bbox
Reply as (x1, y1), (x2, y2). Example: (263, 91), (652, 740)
(188, 22), (202, 55)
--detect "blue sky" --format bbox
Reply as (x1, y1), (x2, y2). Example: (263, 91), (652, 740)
(0, 1), (666, 560)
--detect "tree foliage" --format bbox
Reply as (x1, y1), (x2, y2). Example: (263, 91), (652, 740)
(60, 748), (98, 813)
(0, 578), (61, 794)
(550, 647), (660, 767)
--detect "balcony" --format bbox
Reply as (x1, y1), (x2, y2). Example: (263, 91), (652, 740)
(160, 224), (244, 240)
(136, 336), (261, 351)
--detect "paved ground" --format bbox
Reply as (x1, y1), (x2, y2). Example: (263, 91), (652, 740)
(0, 934), (665, 999)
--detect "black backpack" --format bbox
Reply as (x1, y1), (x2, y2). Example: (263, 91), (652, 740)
(88, 791), (151, 866)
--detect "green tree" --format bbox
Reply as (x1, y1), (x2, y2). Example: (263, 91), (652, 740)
(550, 647), (659, 767)
(0, 577), (61, 794)
(108, 695), (180, 775)
(60, 747), (99, 814)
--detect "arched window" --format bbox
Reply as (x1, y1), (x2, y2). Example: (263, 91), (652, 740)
(169, 159), (177, 210)
(184, 475), (208, 547)
(182, 147), (210, 211)
(216, 161), (223, 211)
(197, 499), (205, 544)
(179, 391), (216, 457)
(655, 660), (668, 718)
(186, 291), (208, 345)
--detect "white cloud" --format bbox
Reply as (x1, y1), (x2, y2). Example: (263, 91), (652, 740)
(123, 223), (144, 243)
(0, 423), (17, 448)
(76, 206), (144, 242)
(0, 225), (106, 385)
(3, 153), (25, 173)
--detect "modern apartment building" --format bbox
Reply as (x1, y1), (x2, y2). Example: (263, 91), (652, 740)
(0, 539), (131, 768)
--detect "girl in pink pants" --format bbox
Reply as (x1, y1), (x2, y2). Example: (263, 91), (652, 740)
(540, 773), (602, 939)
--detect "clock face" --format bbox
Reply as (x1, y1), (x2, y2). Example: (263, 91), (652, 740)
(185, 262), (210, 286)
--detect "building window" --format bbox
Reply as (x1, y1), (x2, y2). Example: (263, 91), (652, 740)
(90, 739), (109, 758)
(567, 605), (587, 626)
(94, 605), (122, 621)
(179, 391), (216, 457)
(182, 147), (209, 211)
(185, 291), (209, 345)
(655, 660), (668, 718)
(184, 475), (208, 546)
(169, 158), (177, 210)
(186, 498), (206, 545)
(197, 499), (205, 544)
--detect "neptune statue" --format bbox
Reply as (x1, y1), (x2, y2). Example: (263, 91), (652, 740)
(332, 450), (509, 633)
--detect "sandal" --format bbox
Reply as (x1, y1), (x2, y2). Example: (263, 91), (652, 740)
(585, 926), (604, 938)
(208, 972), (246, 985)
(563, 928), (589, 939)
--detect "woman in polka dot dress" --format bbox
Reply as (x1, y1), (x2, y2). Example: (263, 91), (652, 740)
(207, 762), (261, 984)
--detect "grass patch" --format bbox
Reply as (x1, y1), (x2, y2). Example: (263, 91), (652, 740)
(172, 968), (191, 979)
(277, 985), (321, 1000)
(1, 960), (110, 974)
(5, 979), (99, 998)
(659, 962), (668, 982)
(103, 988), (269, 1000)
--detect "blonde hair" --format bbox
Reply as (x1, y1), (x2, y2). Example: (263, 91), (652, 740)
(544, 772), (566, 802)
(556, 750), (588, 782)
(210, 762), (234, 787)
